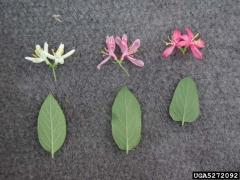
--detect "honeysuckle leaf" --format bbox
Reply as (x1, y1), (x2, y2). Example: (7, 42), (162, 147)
(37, 94), (66, 158)
(169, 76), (200, 126)
(112, 86), (141, 154)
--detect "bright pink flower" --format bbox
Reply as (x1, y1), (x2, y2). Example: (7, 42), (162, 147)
(97, 36), (117, 70)
(115, 34), (144, 67)
(162, 29), (182, 59)
(178, 28), (205, 60)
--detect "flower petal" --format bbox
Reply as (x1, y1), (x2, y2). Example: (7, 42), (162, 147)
(44, 51), (55, 60)
(190, 45), (203, 60)
(177, 40), (189, 48)
(56, 43), (64, 56)
(162, 46), (175, 59)
(115, 36), (128, 54)
(62, 49), (75, 59)
(106, 36), (116, 52)
(172, 29), (181, 42)
(115, 36), (122, 46)
(185, 28), (194, 39)
(25, 57), (45, 63)
(44, 42), (48, 52)
(126, 56), (144, 67)
(194, 39), (205, 48)
(35, 45), (42, 57)
(122, 34), (128, 44)
(97, 56), (111, 70)
(128, 39), (140, 54)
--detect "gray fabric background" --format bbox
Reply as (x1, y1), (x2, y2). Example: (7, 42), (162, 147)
(1, 0), (240, 179)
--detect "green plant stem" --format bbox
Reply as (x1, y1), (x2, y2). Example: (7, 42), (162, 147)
(119, 63), (130, 77)
(52, 67), (57, 82)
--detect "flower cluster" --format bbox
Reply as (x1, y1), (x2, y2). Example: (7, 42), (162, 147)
(162, 28), (205, 60)
(97, 34), (144, 76)
(25, 42), (75, 81)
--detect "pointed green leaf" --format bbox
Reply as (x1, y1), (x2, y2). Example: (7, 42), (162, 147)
(37, 94), (66, 158)
(112, 86), (141, 154)
(169, 76), (200, 126)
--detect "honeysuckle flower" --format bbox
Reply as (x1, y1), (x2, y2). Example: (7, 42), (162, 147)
(97, 36), (117, 70)
(178, 28), (205, 60)
(46, 43), (75, 65)
(25, 42), (75, 81)
(25, 42), (50, 64)
(97, 34), (144, 76)
(115, 34), (144, 67)
(162, 29), (181, 59)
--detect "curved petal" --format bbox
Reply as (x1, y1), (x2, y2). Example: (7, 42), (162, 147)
(25, 57), (45, 63)
(106, 36), (116, 52)
(56, 43), (64, 56)
(129, 39), (140, 54)
(62, 49), (75, 59)
(177, 40), (189, 48)
(97, 56), (111, 70)
(127, 56), (144, 67)
(115, 36), (128, 54)
(44, 42), (48, 52)
(193, 39), (205, 48)
(43, 51), (55, 60)
(162, 46), (175, 59)
(115, 36), (122, 46)
(35, 45), (42, 57)
(190, 45), (203, 60)
(185, 28), (194, 39)
(172, 29), (181, 42)
(180, 34), (190, 41)
(122, 34), (128, 44)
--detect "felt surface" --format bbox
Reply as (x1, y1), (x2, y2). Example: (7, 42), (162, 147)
(1, 0), (240, 179)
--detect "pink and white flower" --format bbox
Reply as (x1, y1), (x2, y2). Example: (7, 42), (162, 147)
(162, 29), (181, 59)
(178, 28), (205, 60)
(97, 36), (117, 70)
(115, 34), (144, 67)
(162, 28), (205, 60)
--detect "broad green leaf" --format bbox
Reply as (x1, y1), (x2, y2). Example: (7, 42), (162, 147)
(37, 94), (66, 158)
(169, 76), (200, 126)
(112, 86), (141, 154)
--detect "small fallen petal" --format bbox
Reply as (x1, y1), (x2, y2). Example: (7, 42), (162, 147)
(52, 14), (63, 22)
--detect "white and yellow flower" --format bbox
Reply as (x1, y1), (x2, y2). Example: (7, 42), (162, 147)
(25, 42), (75, 81)
(46, 43), (75, 65)
(25, 42), (50, 64)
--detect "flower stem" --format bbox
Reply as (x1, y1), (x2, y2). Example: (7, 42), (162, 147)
(52, 67), (57, 81)
(119, 62), (129, 77)
(49, 64), (57, 81)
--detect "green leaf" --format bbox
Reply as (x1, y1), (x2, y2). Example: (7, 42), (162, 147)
(169, 76), (200, 126)
(37, 94), (66, 158)
(112, 86), (141, 154)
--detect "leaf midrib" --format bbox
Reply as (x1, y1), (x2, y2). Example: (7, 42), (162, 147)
(182, 82), (189, 125)
(49, 98), (54, 158)
(124, 90), (129, 154)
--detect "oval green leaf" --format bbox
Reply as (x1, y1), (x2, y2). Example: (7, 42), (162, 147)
(112, 86), (141, 154)
(37, 94), (66, 158)
(169, 76), (200, 126)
